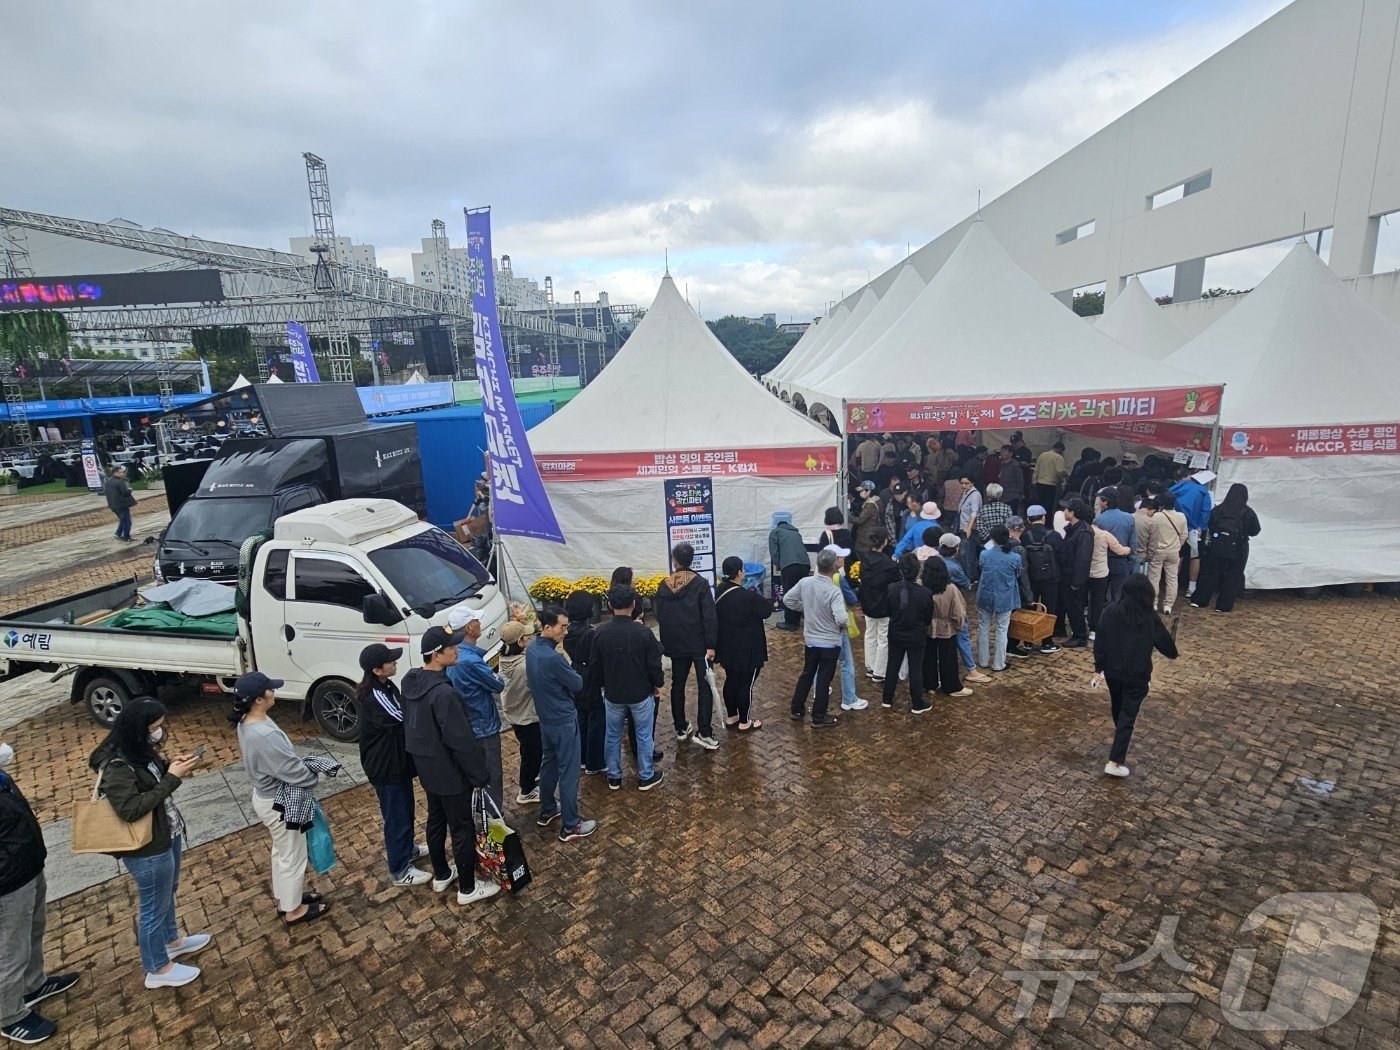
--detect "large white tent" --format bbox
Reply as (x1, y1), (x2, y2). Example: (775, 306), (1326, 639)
(786, 221), (1220, 442)
(508, 274), (841, 586)
(1165, 242), (1400, 589)
(1094, 276), (1189, 360)
(766, 290), (870, 385)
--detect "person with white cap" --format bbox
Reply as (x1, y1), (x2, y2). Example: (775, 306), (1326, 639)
(1168, 468), (1216, 599)
(445, 605), (507, 814)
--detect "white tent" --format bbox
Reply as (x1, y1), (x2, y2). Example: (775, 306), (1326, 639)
(1094, 277), (1189, 360)
(790, 221), (1218, 438)
(508, 274), (841, 587)
(767, 291), (869, 385)
(265, 373), (285, 384)
(1165, 242), (1400, 589)
(405, 369), (426, 385)
(228, 373), (252, 391)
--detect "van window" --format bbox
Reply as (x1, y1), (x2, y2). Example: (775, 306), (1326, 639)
(293, 556), (375, 610)
(263, 549), (288, 600)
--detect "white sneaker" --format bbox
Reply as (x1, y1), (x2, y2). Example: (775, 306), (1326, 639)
(413, 843), (429, 859)
(1104, 762), (1130, 778)
(1089, 631), (1096, 641)
(692, 734), (720, 750)
(1162, 605), (1173, 616)
(166, 933), (211, 960)
(144, 962), (200, 989)
(516, 788), (540, 805)
(457, 880), (501, 905)
(431, 865), (458, 892)
(392, 867), (433, 887)
(840, 697), (869, 711)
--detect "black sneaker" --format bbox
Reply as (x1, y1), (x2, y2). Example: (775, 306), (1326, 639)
(1, 1012), (57, 1045)
(880, 698), (893, 709)
(1039, 642), (1062, 654)
(1006, 646), (1030, 660)
(1062, 638), (1087, 649)
(607, 777), (622, 791)
(652, 749), (665, 763)
(639, 770), (665, 791)
(789, 710), (805, 721)
(536, 810), (560, 828)
(911, 701), (932, 715)
(811, 716), (840, 729)
(22, 974), (78, 1009)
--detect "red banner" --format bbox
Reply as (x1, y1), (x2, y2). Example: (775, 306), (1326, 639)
(1074, 419), (1214, 451)
(535, 445), (840, 481)
(846, 385), (1222, 433)
(1219, 423), (1400, 458)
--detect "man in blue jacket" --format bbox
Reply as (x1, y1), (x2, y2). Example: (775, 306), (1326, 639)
(526, 609), (597, 842)
(1168, 468), (1215, 599)
(446, 606), (506, 814)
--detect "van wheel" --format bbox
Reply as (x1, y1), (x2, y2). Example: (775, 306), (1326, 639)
(311, 679), (360, 742)
(84, 676), (131, 727)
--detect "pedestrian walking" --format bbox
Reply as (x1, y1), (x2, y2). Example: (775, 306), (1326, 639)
(104, 465), (138, 542)
(497, 621), (542, 805)
(653, 542), (719, 750)
(356, 644), (431, 888)
(1, 731), (79, 1045)
(402, 627), (500, 906)
(1093, 574), (1179, 776)
(446, 607), (507, 812)
(784, 549), (848, 728)
(1191, 483), (1262, 613)
(591, 586), (666, 790)
(233, 673), (339, 924)
(91, 700), (210, 986)
(527, 609), (598, 842)
(881, 553), (934, 713)
(713, 556), (772, 732)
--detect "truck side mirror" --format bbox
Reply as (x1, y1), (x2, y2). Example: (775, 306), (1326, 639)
(362, 593), (402, 627)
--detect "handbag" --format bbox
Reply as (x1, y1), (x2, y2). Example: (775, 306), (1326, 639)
(71, 764), (154, 855)
(475, 791), (532, 894)
(1009, 602), (1057, 644)
(307, 801), (337, 875)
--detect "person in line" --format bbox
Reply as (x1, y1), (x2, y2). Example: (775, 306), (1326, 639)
(893, 501), (941, 558)
(713, 557), (772, 732)
(104, 464), (138, 542)
(1132, 492), (1157, 571)
(1147, 494), (1188, 614)
(561, 592), (606, 776)
(1057, 499), (1095, 648)
(609, 566), (664, 767)
(1096, 486), (1138, 602)
(857, 533), (899, 684)
(89, 700), (208, 988)
(769, 512), (810, 632)
(881, 553), (935, 713)
(935, 534), (992, 683)
(1169, 468), (1216, 600)
(824, 544), (866, 711)
(1, 731), (78, 1044)
(233, 673), (339, 924)
(854, 434), (883, 483)
(403, 627), (499, 905)
(445, 607), (508, 813)
(997, 446), (1026, 513)
(1191, 483), (1262, 613)
(357, 644), (431, 887)
(1093, 574), (1179, 776)
(913, 524), (943, 563)
(921, 556), (972, 699)
(976, 525), (1023, 673)
(817, 507), (853, 552)
(653, 542), (720, 750)
(1018, 505), (1063, 654)
(1088, 506), (1134, 636)
(592, 587), (666, 790)
(527, 609), (598, 841)
(784, 549), (848, 729)
(851, 481), (885, 556)
(498, 621), (542, 804)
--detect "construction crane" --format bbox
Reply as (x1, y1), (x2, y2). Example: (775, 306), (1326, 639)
(302, 152), (356, 383)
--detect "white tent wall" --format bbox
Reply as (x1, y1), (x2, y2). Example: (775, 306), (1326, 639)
(1219, 455), (1400, 589)
(504, 474), (838, 590)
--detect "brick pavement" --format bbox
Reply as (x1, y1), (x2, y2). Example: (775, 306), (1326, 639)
(0, 495), (168, 552)
(6, 591), (1396, 1048)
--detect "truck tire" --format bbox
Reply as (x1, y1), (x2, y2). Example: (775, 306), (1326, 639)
(84, 676), (132, 728)
(310, 678), (360, 742)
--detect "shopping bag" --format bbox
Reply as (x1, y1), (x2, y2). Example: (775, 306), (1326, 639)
(307, 801), (337, 875)
(475, 790), (532, 894)
(846, 609), (861, 639)
(71, 764), (153, 855)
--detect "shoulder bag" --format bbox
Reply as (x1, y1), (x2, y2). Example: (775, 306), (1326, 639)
(71, 763), (154, 855)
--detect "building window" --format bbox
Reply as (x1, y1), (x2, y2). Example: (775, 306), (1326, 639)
(1148, 171), (1212, 210)
(1056, 220), (1096, 245)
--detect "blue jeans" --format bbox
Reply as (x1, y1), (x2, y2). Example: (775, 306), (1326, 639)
(112, 507), (132, 541)
(977, 609), (1013, 671)
(121, 837), (182, 973)
(373, 780), (416, 879)
(838, 633), (858, 703)
(538, 718), (581, 829)
(956, 626), (975, 671)
(605, 697), (655, 781)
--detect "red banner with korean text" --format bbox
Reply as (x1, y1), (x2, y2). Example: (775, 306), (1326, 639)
(845, 385), (1223, 433)
(1218, 423), (1400, 458)
(535, 446), (841, 481)
(1074, 419), (1215, 451)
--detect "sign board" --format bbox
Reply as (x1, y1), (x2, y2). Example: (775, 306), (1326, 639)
(1219, 423), (1400, 458)
(80, 438), (103, 493)
(286, 321), (320, 383)
(664, 477), (716, 586)
(0, 270), (225, 310)
(536, 445), (839, 481)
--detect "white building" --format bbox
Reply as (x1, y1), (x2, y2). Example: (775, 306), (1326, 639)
(288, 235), (381, 273)
(494, 255), (548, 311)
(69, 333), (183, 361)
(411, 245), (550, 310)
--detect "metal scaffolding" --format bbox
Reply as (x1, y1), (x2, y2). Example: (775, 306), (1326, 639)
(302, 153), (355, 383)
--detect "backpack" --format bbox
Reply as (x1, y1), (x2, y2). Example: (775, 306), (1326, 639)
(1210, 513), (1246, 559)
(1021, 531), (1058, 584)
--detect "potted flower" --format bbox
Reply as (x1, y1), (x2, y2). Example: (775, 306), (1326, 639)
(0, 467), (15, 496)
(145, 465), (165, 492)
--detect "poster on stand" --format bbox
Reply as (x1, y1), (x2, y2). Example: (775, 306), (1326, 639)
(664, 477), (716, 586)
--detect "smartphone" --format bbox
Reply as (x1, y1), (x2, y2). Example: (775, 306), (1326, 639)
(194, 744), (207, 759)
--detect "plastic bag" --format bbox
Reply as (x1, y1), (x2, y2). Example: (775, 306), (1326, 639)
(307, 801), (337, 875)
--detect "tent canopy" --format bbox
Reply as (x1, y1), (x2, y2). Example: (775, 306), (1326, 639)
(766, 294), (861, 383)
(1094, 276), (1189, 360)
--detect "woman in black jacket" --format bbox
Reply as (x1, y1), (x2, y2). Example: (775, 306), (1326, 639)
(856, 534), (899, 684)
(563, 590), (606, 774)
(1093, 574), (1179, 777)
(881, 554), (935, 714)
(1190, 483), (1262, 613)
(88, 700), (207, 988)
(714, 556), (773, 731)
(357, 643), (430, 888)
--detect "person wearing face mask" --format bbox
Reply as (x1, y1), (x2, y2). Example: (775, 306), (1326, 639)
(88, 700), (208, 989)
(2, 732), (80, 1045)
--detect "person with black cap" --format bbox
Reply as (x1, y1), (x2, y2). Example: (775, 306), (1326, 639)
(232, 672), (336, 926)
(401, 627), (500, 907)
(356, 643), (431, 888)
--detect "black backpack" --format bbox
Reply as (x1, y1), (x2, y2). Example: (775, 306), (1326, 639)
(1210, 513), (1246, 559)
(1022, 531), (1057, 584)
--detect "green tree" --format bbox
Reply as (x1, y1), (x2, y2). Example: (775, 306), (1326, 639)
(0, 311), (70, 362)
(1201, 286), (1249, 298)
(705, 316), (800, 375)
(1072, 290), (1104, 316)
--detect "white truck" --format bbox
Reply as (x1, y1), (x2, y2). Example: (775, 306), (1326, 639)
(0, 499), (509, 741)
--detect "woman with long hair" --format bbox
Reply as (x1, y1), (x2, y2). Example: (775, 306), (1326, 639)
(562, 590), (605, 775)
(1092, 574), (1179, 777)
(976, 525), (1023, 673)
(357, 644), (430, 887)
(713, 556), (772, 731)
(88, 699), (208, 988)
(1191, 483), (1262, 613)
(880, 553), (934, 714)
(920, 557), (972, 698)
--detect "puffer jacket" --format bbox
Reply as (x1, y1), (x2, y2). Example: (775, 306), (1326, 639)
(653, 570), (717, 657)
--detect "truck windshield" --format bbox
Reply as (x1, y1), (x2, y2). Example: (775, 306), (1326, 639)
(165, 497), (273, 546)
(368, 529), (492, 614)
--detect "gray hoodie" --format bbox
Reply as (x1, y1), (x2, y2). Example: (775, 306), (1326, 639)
(781, 574), (847, 648)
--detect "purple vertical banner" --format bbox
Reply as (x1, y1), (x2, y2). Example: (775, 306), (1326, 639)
(465, 207), (565, 543)
(286, 321), (320, 383)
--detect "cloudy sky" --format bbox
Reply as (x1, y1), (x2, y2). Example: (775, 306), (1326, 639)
(2, 0), (1296, 318)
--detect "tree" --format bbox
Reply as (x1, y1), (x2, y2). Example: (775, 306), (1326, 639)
(1201, 286), (1249, 298)
(0, 311), (69, 363)
(1071, 290), (1104, 316)
(705, 316), (800, 375)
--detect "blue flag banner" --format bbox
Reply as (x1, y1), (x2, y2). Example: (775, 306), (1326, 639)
(286, 321), (321, 383)
(465, 207), (565, 544)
